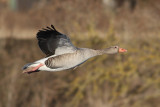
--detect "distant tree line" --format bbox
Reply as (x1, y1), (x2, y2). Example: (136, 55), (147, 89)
(8, 0), (50, 11)
(103, 0), (137, 11)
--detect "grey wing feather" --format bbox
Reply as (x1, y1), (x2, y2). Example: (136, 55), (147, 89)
(37, 25), (77, 56)
(45, 57), (62, 69)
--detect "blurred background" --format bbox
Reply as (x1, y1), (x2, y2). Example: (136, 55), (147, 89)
(0, 0), (160, 107)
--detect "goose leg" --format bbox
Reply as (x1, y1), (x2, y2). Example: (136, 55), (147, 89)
(23, 64), (43, 74)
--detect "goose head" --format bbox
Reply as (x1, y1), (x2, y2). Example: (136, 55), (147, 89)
(105, 46), (127, 54)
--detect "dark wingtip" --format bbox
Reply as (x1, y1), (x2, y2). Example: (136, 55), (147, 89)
(40, 25), (56, 32)
(42, 28), (49, 31)
(37, 24), (62, 39)
(51, 25), (56, 31)
(46, 26), (52, 30)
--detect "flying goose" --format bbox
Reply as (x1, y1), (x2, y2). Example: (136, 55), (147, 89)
(23, 25), (127, 74)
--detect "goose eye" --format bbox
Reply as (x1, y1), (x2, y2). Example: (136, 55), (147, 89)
(115, 46), (117, 48)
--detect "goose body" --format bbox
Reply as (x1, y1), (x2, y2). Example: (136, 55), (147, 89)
(23, 25), (127, 73)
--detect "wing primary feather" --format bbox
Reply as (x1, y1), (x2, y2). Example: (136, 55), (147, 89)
(42, 28), (49, 31)
(37, 25), (77, 56)
(46, 26), (52, 30)
(51, 25), (56, 31)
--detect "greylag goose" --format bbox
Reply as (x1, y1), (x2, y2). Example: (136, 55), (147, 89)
(23, 25), (127, 74)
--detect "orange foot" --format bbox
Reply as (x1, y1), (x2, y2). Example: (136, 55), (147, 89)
(23, 63), (43, 74)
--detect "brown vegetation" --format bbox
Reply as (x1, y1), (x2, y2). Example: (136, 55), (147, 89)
(0, 0), (160, 107)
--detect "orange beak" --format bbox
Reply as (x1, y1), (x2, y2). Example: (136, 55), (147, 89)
(119, 48), (127, 53)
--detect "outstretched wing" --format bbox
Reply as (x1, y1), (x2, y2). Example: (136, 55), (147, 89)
(37, 25), (77, 57)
